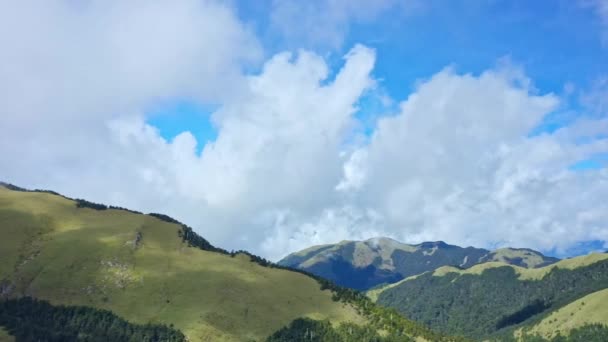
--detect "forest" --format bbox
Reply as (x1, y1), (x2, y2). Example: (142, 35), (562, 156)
(0, 297), (185, 342)
(267, 318), (413, 342)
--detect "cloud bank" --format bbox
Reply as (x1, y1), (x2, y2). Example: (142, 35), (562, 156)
(1, 1), (607, 260)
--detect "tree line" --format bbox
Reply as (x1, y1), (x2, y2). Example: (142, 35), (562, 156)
(0, 297), (185, 342)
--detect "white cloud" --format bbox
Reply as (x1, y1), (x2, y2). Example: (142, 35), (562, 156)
(1, 2), (607, 261)
(325, 66), (608, 257)
(0, 2), (378, 257)
(253, 63), (608, 260)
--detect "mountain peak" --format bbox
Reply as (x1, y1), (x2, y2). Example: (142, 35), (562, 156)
(279, 237), (558, 290)
(481, 247), (559, 268)
(416, 241), (450, 249)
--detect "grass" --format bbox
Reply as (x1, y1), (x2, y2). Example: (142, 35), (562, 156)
(370, 260), (529, 301)
(519, 288), (608, 339)
(430, 254), (608, 280)
(366, 273), (425, 302)
(289, 244), (333, 258)
(298, 240), (353, 268)
(0, 328), (13, 342)
(488, 248), (552, 268)
(0, 187), (367, 341)
(297, 238), (419, 271)
(352, 241), (377, 267)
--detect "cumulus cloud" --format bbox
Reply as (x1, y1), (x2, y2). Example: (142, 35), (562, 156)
(0, 0), (259, 195)
(1, 1), (607, 260)
(0, 0), (378, 257)
(324, 67), (608, 257)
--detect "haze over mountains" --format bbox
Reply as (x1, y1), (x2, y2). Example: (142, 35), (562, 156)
(279, 238), (559, 290)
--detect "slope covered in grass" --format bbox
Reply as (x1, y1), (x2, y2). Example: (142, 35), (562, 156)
(0, 186), (368, 341)
(519, 288), (608, 340)
(479, 248), (559, 268)
(0, 328), (13, 342)
(0, 185), (452, 342)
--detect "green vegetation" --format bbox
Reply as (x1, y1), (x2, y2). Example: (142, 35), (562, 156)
(0, 184), (445, 341)
(0, 327), (14, 342)
(0, 297), (184, 341)
(0, 185), (364, 340)
(375, 256), (608, 339)
(550, 324), (608, 342)
(148, 212), (229, 254)
(99, 196), (458, 340)
(267, 318), (409, 342)
(519, 288), (608, 340)
(508, 324), (608, 342)
(480, 248), (559, 268)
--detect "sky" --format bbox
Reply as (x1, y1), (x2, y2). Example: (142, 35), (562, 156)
(1, 0), (607, 261)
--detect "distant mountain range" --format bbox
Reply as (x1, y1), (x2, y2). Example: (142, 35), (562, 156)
(279, 237), (559, 291)
(281, 239), (608, 341)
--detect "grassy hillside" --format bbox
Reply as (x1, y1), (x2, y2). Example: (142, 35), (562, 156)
(519, 288), (608, 340)
(0, 184), (452, 342)
(0, 186), (359, 341)
(427, 253), (608, 280)
(367, 274), (424, 302)
(279, 238), (557, 291)
(373, 254), (608, 340)
(0, 328), (13, 342)
(480, 248), (559, 268)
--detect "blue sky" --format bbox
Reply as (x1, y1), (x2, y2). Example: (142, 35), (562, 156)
(151, 0), (607, 159)
(147, 100), (218, 153)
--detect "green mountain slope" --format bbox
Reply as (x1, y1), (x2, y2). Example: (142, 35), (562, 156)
(0, 184), (450, 342)
(517, 288), (608, 340)
(0, 328), (13, 342)
(371, 254), (608, 340)
(480, 248), (559, 268)
(279, 238), (558, 291)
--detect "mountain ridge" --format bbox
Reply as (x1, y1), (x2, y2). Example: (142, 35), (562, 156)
(279, 237), (559, 290)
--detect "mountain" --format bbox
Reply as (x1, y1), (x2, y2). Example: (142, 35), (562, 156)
(279, 237), (558, 290)
(0, 183), (452, 342)
(370, 253), (608, 340)
(480, 248), (559, 268)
